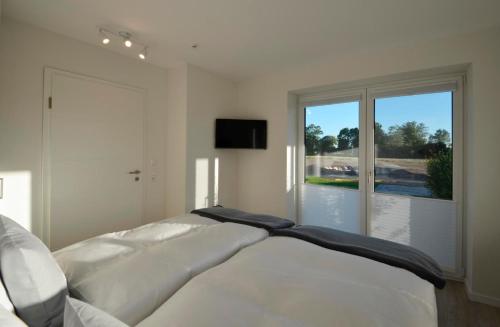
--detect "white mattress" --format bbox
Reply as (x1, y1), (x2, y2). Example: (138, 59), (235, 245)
(54, 214), (268, 325)
(138, 237), (438, 327)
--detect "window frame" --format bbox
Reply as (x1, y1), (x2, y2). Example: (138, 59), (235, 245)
(298, 88), (368, 234)
(296, 73), (465, 277)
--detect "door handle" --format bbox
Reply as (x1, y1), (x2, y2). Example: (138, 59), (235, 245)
(128, 170), (141, 175)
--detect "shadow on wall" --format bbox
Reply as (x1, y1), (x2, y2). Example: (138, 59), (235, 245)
(0, 170), (33, 232)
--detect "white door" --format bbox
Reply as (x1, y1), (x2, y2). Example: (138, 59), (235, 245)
(44, 69), (144, 250)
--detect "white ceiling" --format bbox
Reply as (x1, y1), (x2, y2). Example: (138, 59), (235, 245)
(3, 0), (500, 81)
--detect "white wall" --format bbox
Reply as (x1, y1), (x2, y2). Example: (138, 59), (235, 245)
(236, 26), (500, 304)
(185, 65), (238, 211)
(0, 19), (238, 241)
(164, 64), (238, 216)
(165, 64), (188, 217)
(0, 18), (168, 244)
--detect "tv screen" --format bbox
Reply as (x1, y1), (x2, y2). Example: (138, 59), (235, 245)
(215, 119), (267, 149)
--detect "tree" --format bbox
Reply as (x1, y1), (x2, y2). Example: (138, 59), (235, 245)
(429, 129), (451, 145)
(337, 127), (351, 151)
(337, 127), (358, 150)
(386, 125), (404, 147)
(374, 122), (387, 146)
(349, 128), (359, 149)
(319, 135), (337, 154)
(426, 151), (453, 199)
(399, 121), (428, 147)
(305, 124), (323, 155)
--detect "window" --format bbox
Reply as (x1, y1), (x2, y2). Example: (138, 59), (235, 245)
(374, 91), (453, 200)
(304, 101), (360, 190)
(298, 74), (464, 275)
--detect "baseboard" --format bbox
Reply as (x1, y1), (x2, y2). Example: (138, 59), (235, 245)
(465, 281), (500, 308)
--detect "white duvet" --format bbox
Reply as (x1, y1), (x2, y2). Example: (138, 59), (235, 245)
(138, 237), (438, 327)
(54, 214), (268, 325)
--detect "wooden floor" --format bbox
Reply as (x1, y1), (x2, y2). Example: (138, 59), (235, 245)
(436, 281), (500, 326)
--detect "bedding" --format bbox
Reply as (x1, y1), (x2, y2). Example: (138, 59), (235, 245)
(0, 278), (14, 313)
(192, 207), (294, 231)
(192, 208), (444, 288)
(53, 210), (441, 326)
(273, 225), (445, 288)
(0, 305), (27, 327)
(0, 215), (68, 327)
(64, 297), (128, 327)
(138, 237), (437, 327)
(54, 214), (268, 325)
(55, 214), (218, 283)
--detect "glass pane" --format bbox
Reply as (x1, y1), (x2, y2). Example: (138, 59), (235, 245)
(304, 101), (359, 190)
(374, 91), (453, 200)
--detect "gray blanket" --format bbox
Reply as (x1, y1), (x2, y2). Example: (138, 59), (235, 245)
(191, 207), (294, 231)
(273, 225), (445, 289)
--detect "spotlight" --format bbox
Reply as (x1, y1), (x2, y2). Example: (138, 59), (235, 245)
(99, 28), (111, 45)
(139, 47), (147, 60)
(119, 31), (133, 47)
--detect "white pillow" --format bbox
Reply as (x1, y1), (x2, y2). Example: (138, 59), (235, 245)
(0, 278), (14, 313)
(64, 297), (128, 327)
(0, 215), (68, 327)
(0, 304), (27, 327)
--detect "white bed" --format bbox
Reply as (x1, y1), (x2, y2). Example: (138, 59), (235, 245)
(54, 213), (438, 326)
(54, 214), (268, 325)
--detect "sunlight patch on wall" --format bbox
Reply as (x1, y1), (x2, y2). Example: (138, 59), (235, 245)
(195, 158), (209, 209)
(286, 145), (296, 192)
(0, 171), (32, 231)
(213, 157), (219, 206)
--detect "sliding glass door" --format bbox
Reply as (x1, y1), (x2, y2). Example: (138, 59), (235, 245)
(300, 98), (365, 234)
(367, 83), (463, 274)
(298, 76), (463, 275)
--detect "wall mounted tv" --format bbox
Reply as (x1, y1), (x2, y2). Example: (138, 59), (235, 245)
(215, 119), (267, 149)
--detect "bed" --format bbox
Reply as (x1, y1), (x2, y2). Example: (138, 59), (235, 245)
(52, 209), (440, 327)
(53, 213), (268, 325)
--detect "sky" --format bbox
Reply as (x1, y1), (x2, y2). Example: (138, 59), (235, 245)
(305, 91), (453, 139)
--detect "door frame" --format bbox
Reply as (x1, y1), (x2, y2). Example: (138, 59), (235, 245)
(366, 75), (464, 277)
(42, 67), (147, 247)
(295, 72), (465, 277)
(297, 87), (368, 234)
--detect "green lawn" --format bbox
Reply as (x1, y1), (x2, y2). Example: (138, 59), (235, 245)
(305, 176), (359, 189)
(305, 176), (382, 189)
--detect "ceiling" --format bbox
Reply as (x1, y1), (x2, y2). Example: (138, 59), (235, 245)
(3, 0), (500, 81)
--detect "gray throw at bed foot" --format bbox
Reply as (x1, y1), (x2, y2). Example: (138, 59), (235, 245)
(273, 225), (446, 289)
(191, 207), (294, 231)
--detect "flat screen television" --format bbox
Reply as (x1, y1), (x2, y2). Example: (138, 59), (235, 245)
(215, 119), (267, 149)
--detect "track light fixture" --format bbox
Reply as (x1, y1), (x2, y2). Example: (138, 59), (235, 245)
(97, 27), (149, 61)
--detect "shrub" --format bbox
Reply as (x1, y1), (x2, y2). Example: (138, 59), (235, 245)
(426, 151), (453, 200)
